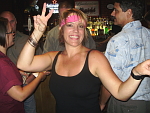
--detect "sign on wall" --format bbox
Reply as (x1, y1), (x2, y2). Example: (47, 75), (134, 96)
(75, 1), (99, 16)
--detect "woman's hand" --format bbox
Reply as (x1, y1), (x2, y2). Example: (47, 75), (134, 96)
(133, 59), (150, 76)
(33, 3), (53, 34)
(40, 71), (50, 81)
(34, 71), (51, 81)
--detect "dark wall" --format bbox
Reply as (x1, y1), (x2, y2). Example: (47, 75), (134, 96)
(0, 0), (29, 31)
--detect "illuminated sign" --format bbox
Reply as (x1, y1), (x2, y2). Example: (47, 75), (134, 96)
(46, 3), (59, 13)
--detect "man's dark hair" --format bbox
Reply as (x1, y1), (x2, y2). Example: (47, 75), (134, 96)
(115, 0), (144, 20)
(58, 1), (75, 9)
(144, 10), (150, 22)
(0, 17), (8, 47)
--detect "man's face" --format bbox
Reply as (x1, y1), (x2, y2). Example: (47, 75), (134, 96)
(59, 8), (69, 19)
(111, 2), (129, 27)
(1, 13), (17, 32)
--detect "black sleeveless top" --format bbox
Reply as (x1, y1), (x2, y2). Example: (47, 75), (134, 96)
(50, 50), (102, 113)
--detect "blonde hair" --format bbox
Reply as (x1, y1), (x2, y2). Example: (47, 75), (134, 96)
(59, 8), (88, 46)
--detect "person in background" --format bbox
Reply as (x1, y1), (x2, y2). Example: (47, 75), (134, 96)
(96, 24), (122, 52)
(144, 10), (150, 29)
(0, 11), (42, 113)
(0, 17), (49, 113)
(17, 3), (150, 113)
(100, 0), (150, 113)
(43, 0), (96, 53)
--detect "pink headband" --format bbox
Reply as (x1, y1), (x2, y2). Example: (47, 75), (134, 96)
(60, 15), (81, 27)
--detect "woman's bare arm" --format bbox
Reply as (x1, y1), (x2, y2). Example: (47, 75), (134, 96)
(90, 50), (150, 101)
(7, 71), (50, 101)
(17, 3), (53, 72)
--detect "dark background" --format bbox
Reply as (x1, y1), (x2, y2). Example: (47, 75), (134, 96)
(0, 0), (149, 34)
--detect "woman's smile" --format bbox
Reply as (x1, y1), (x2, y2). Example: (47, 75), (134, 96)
(69, 35), (79, 39)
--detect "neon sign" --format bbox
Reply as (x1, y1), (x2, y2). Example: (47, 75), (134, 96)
(46, 3), (59, 13)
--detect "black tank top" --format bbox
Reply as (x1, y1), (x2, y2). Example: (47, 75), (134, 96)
(50, 50), (102, 113)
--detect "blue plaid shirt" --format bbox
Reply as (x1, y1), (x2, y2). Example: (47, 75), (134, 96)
(105, 21), (150, 100)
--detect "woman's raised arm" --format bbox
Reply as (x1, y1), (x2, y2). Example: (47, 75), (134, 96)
(17, 3), (53, 72)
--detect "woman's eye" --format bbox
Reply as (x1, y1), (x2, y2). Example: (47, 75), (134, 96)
(79, 25), (84, 28)
(66, 24), (72, 27)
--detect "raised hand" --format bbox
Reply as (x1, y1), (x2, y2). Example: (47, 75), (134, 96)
(33, 3), (54, 33)
(133, 59), (150, 76)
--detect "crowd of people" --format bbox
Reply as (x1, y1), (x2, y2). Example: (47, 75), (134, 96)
(0, 0), (150, 113)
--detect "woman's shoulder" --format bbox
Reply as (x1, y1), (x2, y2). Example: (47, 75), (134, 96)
(88, 49), (110, 76)
(89, 49), (107, 62)
(44, 51), (60, 56)
(0, 56), (14, 69)
(90, 49), (104, 56)
(44, 51), (61, 60)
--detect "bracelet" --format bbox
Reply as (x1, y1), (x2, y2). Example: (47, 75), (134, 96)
(28, 37), (38, 48)
(131, 68), (149, 80)
(131, 71), (144, 80)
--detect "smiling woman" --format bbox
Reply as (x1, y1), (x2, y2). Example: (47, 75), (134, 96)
(59, 8), (88, 47)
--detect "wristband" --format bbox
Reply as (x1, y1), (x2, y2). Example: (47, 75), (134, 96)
(131, 68), (149, 80)
(131, 71), (144, 80)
